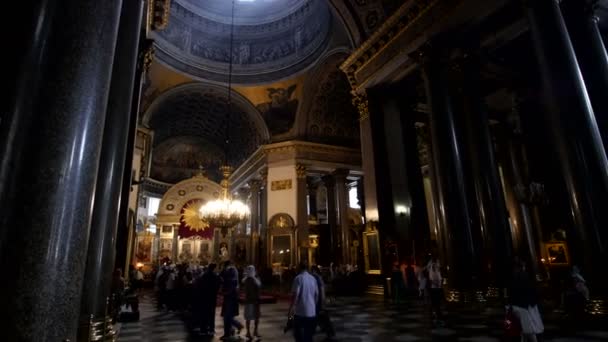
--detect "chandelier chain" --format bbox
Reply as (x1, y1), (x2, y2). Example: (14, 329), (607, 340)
(225, 0), (236, 166)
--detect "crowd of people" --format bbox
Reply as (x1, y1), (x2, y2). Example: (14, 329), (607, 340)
(144, 260), (335, 341)
(111, 256), (593, 342)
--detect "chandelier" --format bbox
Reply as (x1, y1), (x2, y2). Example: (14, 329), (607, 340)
(199, 166), (250, 234)
(199, 0), (250, 236)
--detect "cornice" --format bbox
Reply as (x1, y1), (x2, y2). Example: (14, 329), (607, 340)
(339, 0), (462, 93)
(230, 140), (362, 189)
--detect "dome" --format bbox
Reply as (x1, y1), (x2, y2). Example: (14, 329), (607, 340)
(152, 0), (332, 84)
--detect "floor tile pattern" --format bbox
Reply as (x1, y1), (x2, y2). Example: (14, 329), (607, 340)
(117, 293), (608, 341)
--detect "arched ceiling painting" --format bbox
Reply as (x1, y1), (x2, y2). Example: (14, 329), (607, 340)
(304, 54), (360, 147)
(152, 0), (332, 84)
(146, 85), (265, 184)
(138, 0), (407, 185)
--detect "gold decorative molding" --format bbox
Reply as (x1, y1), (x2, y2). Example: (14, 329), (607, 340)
(295, 164), (307, 179)
(339, 0), (446, 92)
(141, 39), (155, 72)
(351, 92), (370, 121)
(259, 168), (268, 183)
(149, 0), (171, 31)
(271, 179), (292, 191)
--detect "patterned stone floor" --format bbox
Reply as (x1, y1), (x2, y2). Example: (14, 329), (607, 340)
(117, 293), (608, 341)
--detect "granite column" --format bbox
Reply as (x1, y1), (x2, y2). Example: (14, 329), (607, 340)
(248, 179), (262, 266)
(421, 47), (479, 292)
(334, 169), (351, 265)
(563, 0), (608, 152)
(296, 164), (309, 263)
(80, 0), (144, 336)
(259, 169), (268, 268)
(460, 52), (513, 289)
(115, 39), (154, 274)
(0, 0), (123, 339)
(526, 0), (608, 288)
(322, 175), (338, 263)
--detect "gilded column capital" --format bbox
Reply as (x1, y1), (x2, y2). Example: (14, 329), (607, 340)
(139, 39), (155, 72)
(352, 92), (370, 121)
(295, 164), (307, 179)
(259, 168), (268, 184)
(149, 0), (171, 31)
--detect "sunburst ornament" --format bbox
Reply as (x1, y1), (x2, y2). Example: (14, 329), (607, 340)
(180, 200), (210, 232)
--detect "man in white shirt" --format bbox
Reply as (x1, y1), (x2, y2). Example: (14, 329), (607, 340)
(288, 261), (318, 342)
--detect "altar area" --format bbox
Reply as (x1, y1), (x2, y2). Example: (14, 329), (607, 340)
(134, 173), (250, 269)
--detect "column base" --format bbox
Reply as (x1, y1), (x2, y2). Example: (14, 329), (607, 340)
(446, 289), (496, 304)
(79, 315), (117, 342)
(587, 298), (608, 315)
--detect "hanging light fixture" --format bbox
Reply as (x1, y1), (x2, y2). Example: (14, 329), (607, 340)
(199, 0), (250, 236)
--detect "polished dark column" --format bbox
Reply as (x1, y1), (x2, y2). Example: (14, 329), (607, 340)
(80, 0), (144, 330)
(307, 180), (318, 221)
(461, 53), (513, 288)
(248, 179), (262, 265)
(296, 164), (309, 262)
(421, 124), (449, 265)
(0, 2), (56, 257)
(421, 48), (478, 291)
(367, 85), (431, 261)
(259, 169), (268, 267)
(334, 169), (351, 264)
(563, 0), (608, 151)
(0, 0), (123, 340)
(526, 0), (608, 287)
(322, 175), (337, 255)
(500, 98), (545, 279)
(115, 39), (154, 273)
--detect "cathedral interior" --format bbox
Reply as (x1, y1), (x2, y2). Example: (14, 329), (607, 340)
(2, 0), (608, 341)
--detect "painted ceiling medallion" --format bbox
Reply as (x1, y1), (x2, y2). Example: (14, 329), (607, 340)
(180, 200), (210, 232)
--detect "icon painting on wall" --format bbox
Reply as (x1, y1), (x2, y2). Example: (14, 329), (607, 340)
(256, 85), (298, 135)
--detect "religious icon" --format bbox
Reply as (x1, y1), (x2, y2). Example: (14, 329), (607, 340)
(136, 235), (153, 263)
(545, 242), (569, 265)
(235, 241), (246, 264)
(269, 213), (294, 230)
(219, 242), (229, 260)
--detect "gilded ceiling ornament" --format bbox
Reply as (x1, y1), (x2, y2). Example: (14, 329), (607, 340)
(296, 164), (307, 179)
(351, 93), (370, 121)
(142, 40), (156, 72)
(150, 0), (171, 31)
(180, 200), (210, 232)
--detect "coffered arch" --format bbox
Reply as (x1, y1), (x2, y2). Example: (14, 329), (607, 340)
(142, 82), (270, 184)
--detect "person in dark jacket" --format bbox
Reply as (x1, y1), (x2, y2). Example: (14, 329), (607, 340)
(312, 265), (335, 339)
(196, 264), (220, 336)
(220, 261), (243, 339)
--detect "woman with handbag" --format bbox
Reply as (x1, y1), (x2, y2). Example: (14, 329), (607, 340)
(508, 259), (544, 342)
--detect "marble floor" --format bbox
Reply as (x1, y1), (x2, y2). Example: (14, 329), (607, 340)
(117, 293), (608, 341)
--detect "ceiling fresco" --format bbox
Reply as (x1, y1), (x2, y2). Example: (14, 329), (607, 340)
(151, 0), (332, 84)
(145, 84), (265, 183)
(303, 54), (360, 147)
(150, 136), (225, 184)
(138, 0), (408, 183)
